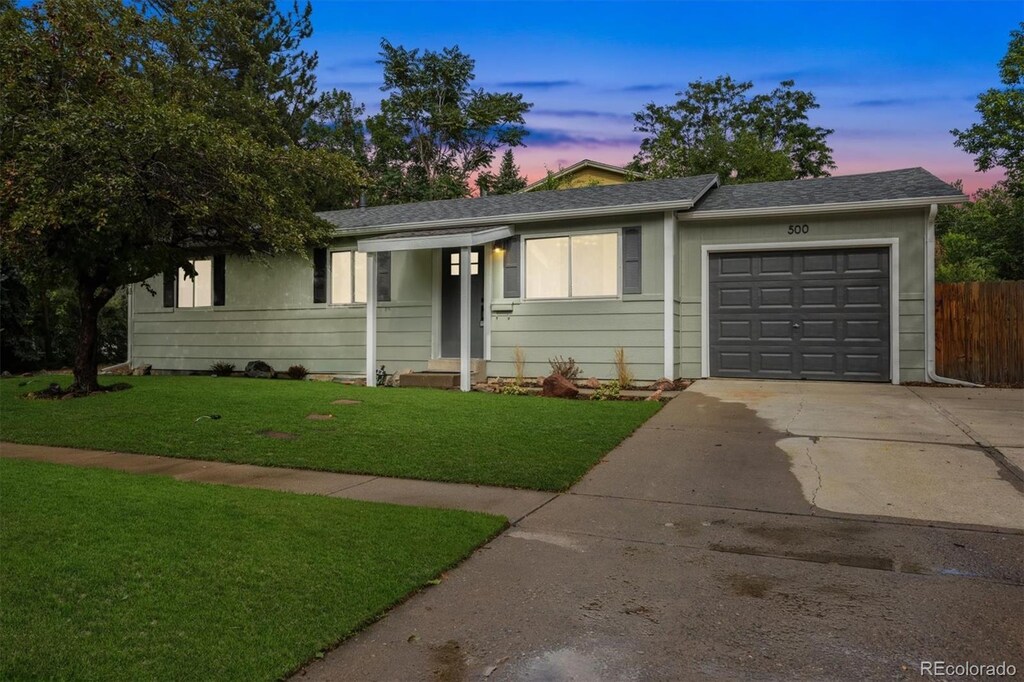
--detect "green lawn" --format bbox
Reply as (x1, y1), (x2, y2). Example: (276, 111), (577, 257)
(0, 458), (505, 681)
(0, 375), (660, 490)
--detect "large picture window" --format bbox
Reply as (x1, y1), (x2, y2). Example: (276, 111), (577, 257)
(331, 250), (367, 304)
(525, 233), (618, 299)
(178, 259), (212, 308)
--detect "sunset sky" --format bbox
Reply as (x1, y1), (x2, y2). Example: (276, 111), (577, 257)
(307, 1), (1020, 194)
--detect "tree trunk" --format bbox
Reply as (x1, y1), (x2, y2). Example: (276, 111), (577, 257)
(70, 283), (113, 393)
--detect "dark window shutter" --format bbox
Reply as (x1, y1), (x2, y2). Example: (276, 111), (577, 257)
(213, 255), (226, 306)
(313, 248), (327, 303)
(622, 227), (642, 294)
(503, 236), (520, 298)
(163, 271), (176, 307)
(376, 251), (391, 302)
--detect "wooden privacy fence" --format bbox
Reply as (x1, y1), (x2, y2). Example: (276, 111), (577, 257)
(935, 281), (1024, 385)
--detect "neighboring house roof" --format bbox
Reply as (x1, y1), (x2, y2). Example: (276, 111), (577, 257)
(686, 167), (965, 219)
(519, 159), (643, 193)
(318, 174), (719, 234)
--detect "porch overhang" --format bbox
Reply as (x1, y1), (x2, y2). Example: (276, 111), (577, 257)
(357, 225), (513, 253)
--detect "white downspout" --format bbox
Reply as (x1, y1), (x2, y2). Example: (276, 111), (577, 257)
(924, 203), (982, 387)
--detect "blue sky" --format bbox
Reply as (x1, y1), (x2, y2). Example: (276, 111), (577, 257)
(306, 1), (1021, 192)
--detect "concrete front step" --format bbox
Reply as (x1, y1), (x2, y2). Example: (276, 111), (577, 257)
(427, 358), (486, 374)
(400, 372), (461, 389)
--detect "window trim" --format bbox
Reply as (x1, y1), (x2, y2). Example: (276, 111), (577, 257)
(329, 249), (368, 306)
(177, 258), (214, 309)
(521, 228), (623, 301)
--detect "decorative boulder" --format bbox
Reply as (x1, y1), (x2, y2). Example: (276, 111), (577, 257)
(585, 377), (601, 389)
(541, 373), (579, 399)
(132, 364), (152, 376)
(646, 389), (665, 402)
(649, 377), (675, 391)
(244, 360), (275, 379)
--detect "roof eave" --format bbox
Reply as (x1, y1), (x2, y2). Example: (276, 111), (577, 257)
(332, 177), (719, 237)
(677, 194), (968, 221)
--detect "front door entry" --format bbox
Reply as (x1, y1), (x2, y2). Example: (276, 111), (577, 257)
(441, 247), (485, 358)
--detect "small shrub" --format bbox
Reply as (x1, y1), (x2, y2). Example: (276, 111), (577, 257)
(513, 345), (526, 384)
(210, 362), (235, 377)
(286, 364), (309, 380)
(499, 381), (529, 396)
(613, 347), (634, 388)
(591, 380), (621, 401)
(548, 355), (580, 380)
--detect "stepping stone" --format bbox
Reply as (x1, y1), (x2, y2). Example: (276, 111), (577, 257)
(331, 399), (361, 405)
(259, 430), (297, 440)
(306, 413), (335, 421)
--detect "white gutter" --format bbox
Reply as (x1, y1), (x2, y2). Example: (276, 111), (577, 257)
(334, 175), (720, 237)
(924, 202), (982, 387)
(678, 194), (967, 221)
(357, 225), (513, 253)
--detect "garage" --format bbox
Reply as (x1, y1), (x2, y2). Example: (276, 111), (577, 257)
(708, 247), (891, 382)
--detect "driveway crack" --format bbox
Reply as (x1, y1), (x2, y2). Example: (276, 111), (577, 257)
(803, 444), (822, 513)
(786, 395), (806, 436)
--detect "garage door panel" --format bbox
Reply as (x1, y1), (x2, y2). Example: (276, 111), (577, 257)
(709, 247), (890, 382)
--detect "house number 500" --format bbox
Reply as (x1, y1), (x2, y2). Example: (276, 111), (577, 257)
(787, 224), (810, 235)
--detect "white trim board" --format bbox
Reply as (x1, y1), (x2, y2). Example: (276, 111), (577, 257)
(357, 225), (512, 253)
(699, 238), (900, 385)
(679, 195), (966, 221)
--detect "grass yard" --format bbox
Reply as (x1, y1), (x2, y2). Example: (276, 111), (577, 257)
(0, 458), (505, 681)
(0, 375), (660, 490)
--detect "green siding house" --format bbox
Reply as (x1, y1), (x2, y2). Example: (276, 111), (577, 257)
(130, 168), (965, 390)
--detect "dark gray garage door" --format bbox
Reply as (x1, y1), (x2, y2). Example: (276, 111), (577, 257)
(709, 247), (890, 382)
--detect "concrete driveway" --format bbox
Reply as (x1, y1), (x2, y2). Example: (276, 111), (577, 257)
(298, 380), (1024, 681)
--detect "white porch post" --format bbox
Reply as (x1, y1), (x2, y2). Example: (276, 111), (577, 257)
(459, 245), (472, 392)
(663, 210), (676, 379)
(365, 251), (377, 387)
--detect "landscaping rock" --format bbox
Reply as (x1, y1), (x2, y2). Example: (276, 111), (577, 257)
(541, 373), (579, 399)
(647, 389), (664, 401)
(132, 364), (151, 376)
(1, 371), (11, 378)
(585, 377), (601, 389)
(244, 360), (275, 379)
(649, 377), (675, 391)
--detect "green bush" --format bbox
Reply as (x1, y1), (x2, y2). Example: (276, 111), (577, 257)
(590, 380), (621, 401)
(210, 362), (235, 377)
(286, 364), (309, 380)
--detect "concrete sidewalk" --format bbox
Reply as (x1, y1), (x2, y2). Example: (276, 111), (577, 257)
(0, 442), (555, 522)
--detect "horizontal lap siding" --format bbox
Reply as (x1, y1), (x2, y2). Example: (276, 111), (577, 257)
(490, 300), (663, 380)
(132, 249), (432, 374)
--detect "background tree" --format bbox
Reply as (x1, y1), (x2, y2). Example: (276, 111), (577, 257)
(0, 0), (359, 392)
(630, 76), (835, 183)
(952, 23), (1024, 196)
(478, 150), (529, 195)
(935, 181), (1024, 281)
(351, 40), (531, 204)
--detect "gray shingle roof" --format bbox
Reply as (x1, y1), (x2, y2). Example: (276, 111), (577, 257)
(318, 174), (718, 232)
(692, 167), (963, 213)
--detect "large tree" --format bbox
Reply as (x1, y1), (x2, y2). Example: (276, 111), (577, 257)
(935, 181), (1024, 282)
(350, 40), (531, 205)
(630, 76), (835, 183)
(478, 150), (529, 195)
(952, 23), (1024, 196)
(0, 0), (359, 392)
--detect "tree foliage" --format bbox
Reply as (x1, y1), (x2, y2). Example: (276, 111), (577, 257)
(952, 23), (1024, 195)
(630, 76), (835, 183)
(0, 0), (359, 390)
(478, 150), (528, 195)
(332, 40), (531, 205)
(935, 181), (1024, 282)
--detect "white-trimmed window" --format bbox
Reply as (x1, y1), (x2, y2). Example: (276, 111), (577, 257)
(178, 259), (212, 308)
(525, 233), (618, 299)
(331, 250), (367, 304)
